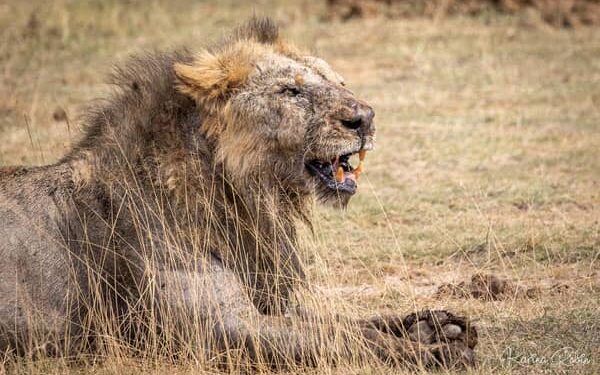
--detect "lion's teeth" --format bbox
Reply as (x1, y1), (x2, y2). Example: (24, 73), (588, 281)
(359, 149), (367, 161)
(354, 163), (363, 178)
(336, 166), (344, 183)
(354, 150), (367, 178)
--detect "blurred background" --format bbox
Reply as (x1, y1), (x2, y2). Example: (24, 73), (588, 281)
(1, 1), (598, 373)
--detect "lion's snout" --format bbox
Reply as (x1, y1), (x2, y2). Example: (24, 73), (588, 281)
(338, 102), (375, 135)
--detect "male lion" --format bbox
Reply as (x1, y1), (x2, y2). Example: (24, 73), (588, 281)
(0, 18), (476, 370)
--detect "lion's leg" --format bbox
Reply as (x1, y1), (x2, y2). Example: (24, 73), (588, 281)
(357, 310), (478, 368)
(289, 305), (478, 368)
(217, 315), (439, 369)
(152, 257), (435, 369)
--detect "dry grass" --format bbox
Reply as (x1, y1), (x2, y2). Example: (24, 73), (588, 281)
(326, 0), (600, 27)
(1, 0), (599, 374)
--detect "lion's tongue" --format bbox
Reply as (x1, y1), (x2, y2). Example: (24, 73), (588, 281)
(335, 167), (358, 184)
(344, 170), (356, 182)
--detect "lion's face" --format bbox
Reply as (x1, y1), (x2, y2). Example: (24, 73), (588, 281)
(175, 39), (375, 208)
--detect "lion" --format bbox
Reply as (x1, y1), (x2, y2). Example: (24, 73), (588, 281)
(0, 18), (477, 370)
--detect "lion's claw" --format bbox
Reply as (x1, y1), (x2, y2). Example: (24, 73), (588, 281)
(365, 309), (478, 368)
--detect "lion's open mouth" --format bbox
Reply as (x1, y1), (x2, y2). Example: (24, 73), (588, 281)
(305, 150), (366, 195)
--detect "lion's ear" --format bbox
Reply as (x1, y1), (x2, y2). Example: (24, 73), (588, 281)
(303, 56), (345, 86)
(175, 45), (257, 107)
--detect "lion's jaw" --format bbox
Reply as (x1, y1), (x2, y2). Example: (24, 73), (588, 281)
(175, 37), (375, 209)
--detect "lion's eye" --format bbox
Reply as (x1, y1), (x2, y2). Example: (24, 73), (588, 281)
(280, 86), (302, 97)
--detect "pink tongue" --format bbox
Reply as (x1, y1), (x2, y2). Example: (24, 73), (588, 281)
(332, 158), (357, 184)
(342, 171), (356, 183)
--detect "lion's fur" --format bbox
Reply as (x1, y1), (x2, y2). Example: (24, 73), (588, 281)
(1, 17), (351, 352)
(64, 34), (309, 315)
(0, 19), (300, 354)
(0, 17), (481, 371)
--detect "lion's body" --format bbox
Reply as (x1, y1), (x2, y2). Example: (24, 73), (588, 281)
(0, 152), (288, 355)
(0, 165), (78, 351)
(0, 18), (476, 368)
(0, 47), (295, 350)
(0, 44), (308, 355)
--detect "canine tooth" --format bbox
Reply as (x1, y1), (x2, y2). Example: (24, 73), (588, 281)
(354, 163), (363, 178)
(359, 149), (367, 161)
(336, 166), (344, 183)
(354, 150), (367, 179)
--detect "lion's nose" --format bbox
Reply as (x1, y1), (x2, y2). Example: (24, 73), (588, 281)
(340, 104), (374, 133)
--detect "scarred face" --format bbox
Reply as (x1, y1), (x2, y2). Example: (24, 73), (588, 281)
(175, 29), (375, 208)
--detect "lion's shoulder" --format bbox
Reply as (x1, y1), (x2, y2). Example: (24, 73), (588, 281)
(0, 164), (74, 198)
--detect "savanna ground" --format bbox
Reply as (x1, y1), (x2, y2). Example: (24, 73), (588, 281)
(0, 0), (598, 374)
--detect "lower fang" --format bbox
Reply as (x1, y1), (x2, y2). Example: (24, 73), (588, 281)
(336, 166), (344, 183)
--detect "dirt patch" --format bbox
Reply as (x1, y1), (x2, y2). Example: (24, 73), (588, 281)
(326, 0), (600, 27)
(436, 273), (540, 300)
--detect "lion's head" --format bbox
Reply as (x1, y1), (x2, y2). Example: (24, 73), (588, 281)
(174, 18), (375, 207)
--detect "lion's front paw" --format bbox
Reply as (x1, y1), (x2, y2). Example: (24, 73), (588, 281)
(366, 310), (478, 368)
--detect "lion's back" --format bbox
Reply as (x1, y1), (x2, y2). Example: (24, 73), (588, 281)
(0, 164), (72, 227)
